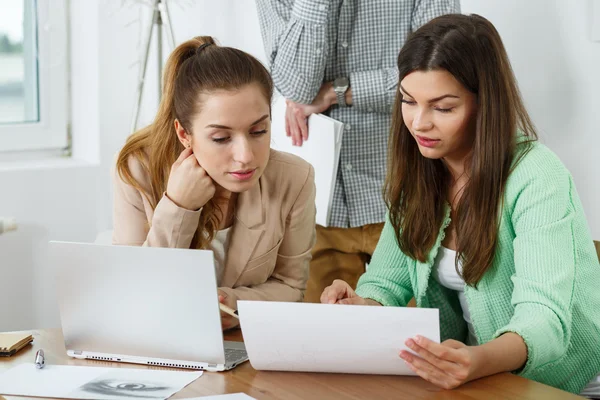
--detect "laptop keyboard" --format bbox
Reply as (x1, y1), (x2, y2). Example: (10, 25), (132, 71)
(225, 348), (248, 363)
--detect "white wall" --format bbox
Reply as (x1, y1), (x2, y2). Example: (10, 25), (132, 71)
(461, 0), (600, 237)
(0, 0), (598, 332)
(0, 1), (266, 332)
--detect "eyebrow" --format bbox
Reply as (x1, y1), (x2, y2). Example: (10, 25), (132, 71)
(205, 114), (269, 130)
(400, 85), (460, 103)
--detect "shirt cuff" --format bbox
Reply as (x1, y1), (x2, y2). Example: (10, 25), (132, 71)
(350, 68), (397, 113)
(355, 284), (403, 307)
(153, 193), (202, 248)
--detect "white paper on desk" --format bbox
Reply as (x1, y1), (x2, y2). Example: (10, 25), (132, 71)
(184, 394), (256, 399)
(238, 301), (439, 375)
(270, 101), (343, 227)
(0, 363), (202, 399)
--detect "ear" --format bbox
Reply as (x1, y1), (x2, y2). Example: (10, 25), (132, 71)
(174, 119), (191, 148)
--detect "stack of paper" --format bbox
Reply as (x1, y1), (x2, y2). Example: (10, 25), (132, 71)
(271, 109), (343, 227)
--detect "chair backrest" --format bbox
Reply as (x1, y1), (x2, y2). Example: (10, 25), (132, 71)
(595, 241), (600, 262)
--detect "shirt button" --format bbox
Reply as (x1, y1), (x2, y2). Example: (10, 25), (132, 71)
(319, 4), (326, 11)
(345, 124), (351, 131)
(341, 41), (348, 48)
(316, 48), (322, 54)
(345, 163), (353, 171)
(367, 107), (373, 112)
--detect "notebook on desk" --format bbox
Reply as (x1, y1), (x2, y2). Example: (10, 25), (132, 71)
(271, 113), (343, 227)
(0, 333), (33, 357)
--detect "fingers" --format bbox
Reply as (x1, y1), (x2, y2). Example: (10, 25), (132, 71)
(401, 351), (462, 390)
(174, 147), (193, 166)
(285, 103), (292, 137)
(221, 314), (238, 331)
(286, 102), (304, 146)
(337, 297), (365, 305)
(293, 107), (309, 141)
(411, 336), (467, 364)
(320, 279), (351, 304)
(290, 111), (303, 146)
(403, 339), (467, 379)
(441, 339), (465, 350)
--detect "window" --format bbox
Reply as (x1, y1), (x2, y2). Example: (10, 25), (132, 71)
(0, 0), (68, 153)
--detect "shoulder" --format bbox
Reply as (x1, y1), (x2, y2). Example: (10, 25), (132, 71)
(260, 149), (315, 205)
(509, 141), (570, 187)
(113, 149), (152, 194)
(505, 140), (573, 207)
(264, 149), (314, 185)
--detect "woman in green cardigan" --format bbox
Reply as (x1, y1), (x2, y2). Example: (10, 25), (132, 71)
(321, 13), (600, 396)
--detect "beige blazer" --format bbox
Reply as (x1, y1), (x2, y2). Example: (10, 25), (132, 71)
(112, 149), (316, 304)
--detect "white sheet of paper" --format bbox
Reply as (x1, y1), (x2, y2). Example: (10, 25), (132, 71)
(238, 301), (439, 375)
(184, 394), (256, 400)
(270, 96), (343, 227)
(0, 364), (202, 399)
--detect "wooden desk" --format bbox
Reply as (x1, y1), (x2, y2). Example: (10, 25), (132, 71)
(0, 329), (583, 400)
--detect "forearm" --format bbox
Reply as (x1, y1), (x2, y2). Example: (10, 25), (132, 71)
(219, 280), (304, 305)
(472, 332), (528, 380)
(259, 0), (330, 103)
(143, 194), (201, 248)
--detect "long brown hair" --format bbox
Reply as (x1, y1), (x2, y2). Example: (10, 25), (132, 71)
(116, 36), (273, 249)
(386, 14), (537, 285)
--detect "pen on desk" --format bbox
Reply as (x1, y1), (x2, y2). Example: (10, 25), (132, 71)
(35, 349), (45, 369)
(219, 303), (239, 319)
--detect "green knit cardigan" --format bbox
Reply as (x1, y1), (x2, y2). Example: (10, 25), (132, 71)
(355, 140), (600, 393)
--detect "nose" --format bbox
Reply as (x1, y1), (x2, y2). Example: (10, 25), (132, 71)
(233, 137), (254, 165)
(412, 108), (433, 132)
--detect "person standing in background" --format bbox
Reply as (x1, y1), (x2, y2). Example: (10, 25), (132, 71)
(256, 0), (460, 302)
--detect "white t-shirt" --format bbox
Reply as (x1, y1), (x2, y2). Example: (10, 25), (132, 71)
(208, 227), (232, 286)
(433, 246), (478, 345)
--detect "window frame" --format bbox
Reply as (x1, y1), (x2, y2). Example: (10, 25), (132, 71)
(0, 0), (69, 153)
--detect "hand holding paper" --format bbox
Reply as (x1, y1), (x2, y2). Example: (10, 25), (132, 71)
(272, 100), (343, 227)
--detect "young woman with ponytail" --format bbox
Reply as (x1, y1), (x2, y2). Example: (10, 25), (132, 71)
(113, 36), (316, 330)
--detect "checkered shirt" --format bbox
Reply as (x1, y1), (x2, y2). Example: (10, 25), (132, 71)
(257, 0), (460, 227)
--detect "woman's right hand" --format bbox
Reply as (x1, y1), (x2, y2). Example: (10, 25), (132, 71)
(321, 279), (375, 305)
(166, 148), (216, 211)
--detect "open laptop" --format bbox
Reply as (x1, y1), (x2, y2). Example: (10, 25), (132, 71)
(49, 241), (248, 371)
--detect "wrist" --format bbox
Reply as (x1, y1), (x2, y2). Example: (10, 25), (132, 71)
(165, 192), (202, 211)
(364, 298), (382, 306)
(324, 82), (337, 107)
(468, 345), (487, 381)
(345, 87), (353, 106)
(332, 77), (350, 107)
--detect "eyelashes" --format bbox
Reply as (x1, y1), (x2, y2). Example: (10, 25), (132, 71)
(401, 99), (454, 113)
(212, 130), (268, 144)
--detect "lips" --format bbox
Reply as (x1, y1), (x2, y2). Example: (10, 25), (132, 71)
(415, 135), (440, 148)
(229, 168), (256, 181)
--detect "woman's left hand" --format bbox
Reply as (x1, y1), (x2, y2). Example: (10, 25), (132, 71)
(218, 290), (239, 331)
(399, 336), (480, 390)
